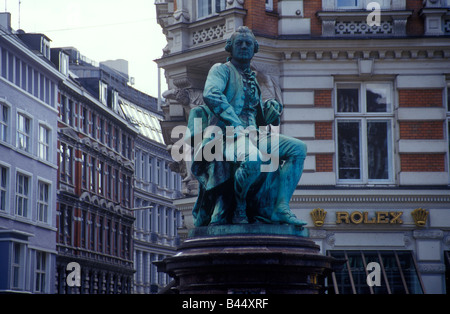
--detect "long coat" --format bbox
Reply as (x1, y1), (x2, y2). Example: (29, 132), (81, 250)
(186, 62), (281, 226)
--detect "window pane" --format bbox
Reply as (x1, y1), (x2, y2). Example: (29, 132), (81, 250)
(0, 167), (6, 211)
(367, 121), (389, 180)
(1, 104), (7, 142)
(337, 88), (359, 112)
(216, 0), (225, 12)
(338, 121), (361, 179)
(395, 251), (423, 294)
(337, 0), (358, 7)
(198, 0), (212, 18)
(366, 84), (391, 113)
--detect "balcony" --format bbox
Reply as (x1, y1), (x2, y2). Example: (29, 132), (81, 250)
(158, 4), (246, 55)
(317, 10), (412, 37)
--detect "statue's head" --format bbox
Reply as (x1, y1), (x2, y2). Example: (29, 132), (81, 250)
(225, 26), (259, 62)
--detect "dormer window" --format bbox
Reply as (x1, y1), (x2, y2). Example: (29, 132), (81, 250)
(40, 37), (50, 60)
(111, 91), (119, 111)
(99, 81), (108, 105)
(59, 52), (69, 76)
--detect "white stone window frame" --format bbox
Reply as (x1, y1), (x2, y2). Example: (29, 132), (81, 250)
(15, 169), (32, 219)
(37, 122), (52, 162)
(196, 0), (226, 20)
(16, 110), (32, 154)
(36, 177), (52, 224)
(0, 98), (11, 144)
(334, 82), (395, 185)
(327, 0), (392, 10)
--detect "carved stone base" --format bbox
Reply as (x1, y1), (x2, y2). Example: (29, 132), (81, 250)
(155, 224), (339, 294)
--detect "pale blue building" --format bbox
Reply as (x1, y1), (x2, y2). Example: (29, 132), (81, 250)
(0, 13), (64, 293)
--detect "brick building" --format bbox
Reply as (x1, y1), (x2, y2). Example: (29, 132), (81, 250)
(155, 0), (450, 293)
(53, 48), (137, 294)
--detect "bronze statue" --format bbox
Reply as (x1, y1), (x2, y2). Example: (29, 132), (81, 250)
(186, 27), (307, 227)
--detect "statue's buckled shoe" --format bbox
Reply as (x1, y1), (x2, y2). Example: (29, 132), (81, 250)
(232, 207), (249, 224)
(271, 209), (307, 226)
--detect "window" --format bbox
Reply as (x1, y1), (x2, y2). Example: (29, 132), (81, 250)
(266, 0), (273, 11)
(91, 113), (97, 138)
(15, 173), (30, 218)
(98, 161), (104, 195)
(99, 81), (108, 105)
(81, 210), (87, 248)
(328, 250), (424, 294)
(197, 0), (225, 19)
(141, 153), (147, 181)
(114, 169), (119, 202)
(336, 83), (393, 183)
(122, 174), (131, 208)
(81, 153), (88, 189)
(148, 156), (153, 183)
(59, 143), (73, 184)
(165, 163), (169, 188)
(156, 160), (161, 184)
(90, 157), (97, 192)
(0, 166), (8, 211)
(1, 48), (7, 78)
(12, 243), (24, 289)
(99, 119), (105, 143)
(81, 107), (88, 134)
(35, 251), (47, 293)
(0, 102), (9, 143)
(107, 123), (113, 147)
(336, 0), (360, 8)
(38, 125), (50, 161)
(37, 181), (50, 223)
(17, 113), (31, 153)
(60, 53), (69, 76)
(107, 165), (112, 199)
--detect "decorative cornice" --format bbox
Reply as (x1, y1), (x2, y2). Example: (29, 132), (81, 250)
(291, 193), (450, 204)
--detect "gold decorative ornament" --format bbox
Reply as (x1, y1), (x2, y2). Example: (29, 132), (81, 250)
(411, 208), (429, 227)
(310, 208), (327, 227)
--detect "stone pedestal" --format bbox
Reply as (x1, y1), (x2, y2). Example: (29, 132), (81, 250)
(156, 224), (339, 294)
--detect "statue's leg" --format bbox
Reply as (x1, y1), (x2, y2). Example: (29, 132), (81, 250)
(232, 135), (262, 224)
(271, 135), (307, 225)
(210, 194), (229, 225)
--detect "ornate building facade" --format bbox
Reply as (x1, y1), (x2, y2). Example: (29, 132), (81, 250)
(155, 0), (450, 293)
(54, 49), (137, 294)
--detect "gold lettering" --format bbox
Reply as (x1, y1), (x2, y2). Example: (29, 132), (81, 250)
(376, 212), (389, 224)
(336, 212), (349, 224)
(390, 212), (403, 224)
(350, 211), (364, 224)
(364, 212), (376, 224)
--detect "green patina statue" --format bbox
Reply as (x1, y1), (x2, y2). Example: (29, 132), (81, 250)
(186, 26), (307, 227)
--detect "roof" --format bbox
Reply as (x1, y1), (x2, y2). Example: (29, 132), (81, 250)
(118, 97), (165, 145)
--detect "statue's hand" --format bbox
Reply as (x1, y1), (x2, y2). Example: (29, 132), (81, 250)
(264, 99), (283, 125)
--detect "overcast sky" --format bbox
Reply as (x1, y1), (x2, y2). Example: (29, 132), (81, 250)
(4, 0), (167, 98)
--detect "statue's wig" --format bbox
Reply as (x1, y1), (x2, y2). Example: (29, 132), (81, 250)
(225, 26), (259, 55)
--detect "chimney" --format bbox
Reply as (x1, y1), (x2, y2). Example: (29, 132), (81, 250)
(0, 12), (12, 33)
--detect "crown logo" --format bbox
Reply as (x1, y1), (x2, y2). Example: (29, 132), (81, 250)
(310, 208), (327, 227)
(411, 208), (429, 227)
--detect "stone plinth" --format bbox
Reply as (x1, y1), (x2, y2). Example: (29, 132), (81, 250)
(155, 224), (338, 294)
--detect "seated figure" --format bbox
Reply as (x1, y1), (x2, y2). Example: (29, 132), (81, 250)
(186, 26), (307, 227)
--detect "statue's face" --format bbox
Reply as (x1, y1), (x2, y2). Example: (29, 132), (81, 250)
(231, 33), (255, 62)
